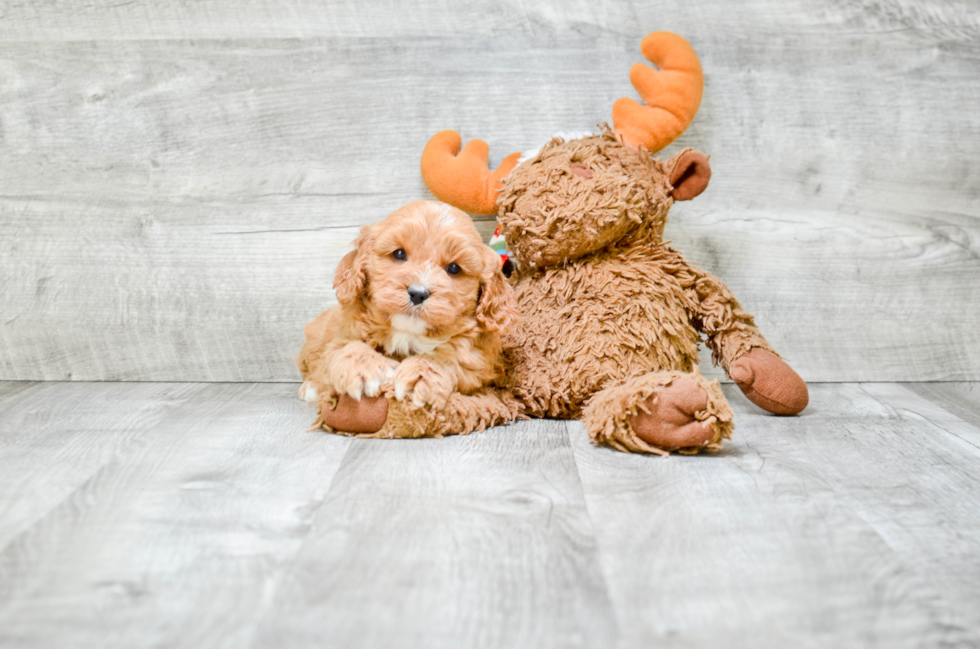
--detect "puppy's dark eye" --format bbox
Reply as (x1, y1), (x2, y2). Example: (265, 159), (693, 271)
(446, 263), (461, 275)
(393, 249), (407, 261)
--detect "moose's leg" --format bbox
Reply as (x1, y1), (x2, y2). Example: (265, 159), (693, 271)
(581, 370), (733, 455)
(316, 387), (522, 439)
(317, 392), (389, 434)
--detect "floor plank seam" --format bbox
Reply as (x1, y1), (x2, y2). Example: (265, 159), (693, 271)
(857, 384), (980, 455)
(561, 420), (625, 646)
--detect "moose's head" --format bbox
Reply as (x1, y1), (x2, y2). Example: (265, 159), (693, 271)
(421, 32), (711, 267)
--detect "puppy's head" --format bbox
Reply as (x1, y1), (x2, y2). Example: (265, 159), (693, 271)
(335, 201), (517, 334)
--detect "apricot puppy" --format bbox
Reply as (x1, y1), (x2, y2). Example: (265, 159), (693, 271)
(297, 201), (517, 417)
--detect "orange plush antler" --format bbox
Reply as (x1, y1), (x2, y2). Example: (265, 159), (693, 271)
(613, 31), (704, 152)
(420, 131), (521, 215)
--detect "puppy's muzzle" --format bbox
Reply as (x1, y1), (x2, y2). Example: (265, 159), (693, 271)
(407, 284), (430, 305)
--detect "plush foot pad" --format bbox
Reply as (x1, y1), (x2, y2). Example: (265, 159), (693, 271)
(320, 394), (388, 434)
(583, 371), (733, 455)
(730, 348), (808, 415)
(629, 378), (717, 449)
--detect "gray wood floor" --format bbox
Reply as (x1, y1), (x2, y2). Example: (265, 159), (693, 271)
(1, 381), (979, 648)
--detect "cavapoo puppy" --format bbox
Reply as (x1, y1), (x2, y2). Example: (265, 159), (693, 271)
(297, 201), (518, 428)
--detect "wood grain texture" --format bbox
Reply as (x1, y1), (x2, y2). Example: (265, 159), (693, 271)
(0, 381), (203, 548)
(0, 380), (39, 403)
(254, 419), (617, 649)
(0, 383), (352, 648)
(858, 382), (980, 454)
(569, 383), (980, 648)
(3, 0), (978, 42)
(0, 196), (363, 381)
(1, 380), (980, 646)
(1, 0), (979, 381)
(907, 382), (980, 434)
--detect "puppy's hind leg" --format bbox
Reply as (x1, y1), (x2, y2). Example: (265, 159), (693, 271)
(317, 388), (522, 439)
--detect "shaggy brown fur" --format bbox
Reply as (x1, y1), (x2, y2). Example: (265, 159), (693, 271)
(499, 133), (672, 267)
(480, 130), (773, 452)
(498, 235), (772, 419)
(407, 30), (808, 453)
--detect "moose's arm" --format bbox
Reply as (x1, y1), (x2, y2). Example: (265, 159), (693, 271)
(686, 268), (774, 371)
(684, 262), (809, 415)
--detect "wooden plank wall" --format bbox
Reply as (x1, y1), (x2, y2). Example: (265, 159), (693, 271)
(1, 0), (977, 382)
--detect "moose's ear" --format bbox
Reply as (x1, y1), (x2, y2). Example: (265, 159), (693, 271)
(669, 150), (711, 201)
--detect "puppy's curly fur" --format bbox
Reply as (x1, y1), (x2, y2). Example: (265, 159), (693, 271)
(297, 201), (518, 412)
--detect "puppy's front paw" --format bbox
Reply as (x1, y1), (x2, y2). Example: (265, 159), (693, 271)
(299, 380), (319, 403)
(329, 342), (398, 400)
(390, 357), (455, 408)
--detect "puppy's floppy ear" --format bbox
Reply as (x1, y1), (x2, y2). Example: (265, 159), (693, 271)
(334, 225), (374, 306)
(476, 246), (519, 334)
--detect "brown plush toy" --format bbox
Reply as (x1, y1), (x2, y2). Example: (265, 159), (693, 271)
(418, 31), (808, 454)
(318, 31), (808, 454)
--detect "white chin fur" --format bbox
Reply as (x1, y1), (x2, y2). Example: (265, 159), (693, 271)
(391, 314), (429, 335)
(386, 314), (445, 356)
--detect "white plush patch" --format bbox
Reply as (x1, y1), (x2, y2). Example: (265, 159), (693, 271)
(517, 130), (596, 165)
(386, 314), (445, 356)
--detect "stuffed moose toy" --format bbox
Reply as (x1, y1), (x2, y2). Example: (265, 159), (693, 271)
(315, 31), (808, 454)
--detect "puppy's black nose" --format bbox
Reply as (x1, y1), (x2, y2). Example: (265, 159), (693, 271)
(407, 284), (430, 305)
